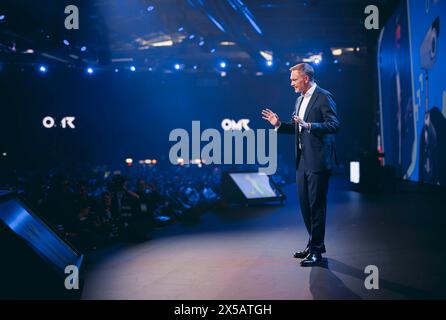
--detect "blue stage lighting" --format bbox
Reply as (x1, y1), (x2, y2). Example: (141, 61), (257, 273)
(63, 39), (70, 46)
(130, 66), (136, 72)
(220, 62), (226, 68)
(266, 60), (273, 67)
(147, 6), (154, 12)
(314, 58), (321, 65)
(80, 46), (87, 52)
(87, 67), (94, 74)
(39, 65), (47, 73)
(174, 64), (181, 70)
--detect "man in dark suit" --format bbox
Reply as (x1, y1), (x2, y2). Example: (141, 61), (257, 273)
(262, 63), (340, 267)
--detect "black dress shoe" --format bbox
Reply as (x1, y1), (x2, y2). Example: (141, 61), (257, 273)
(293, 247), (310, 259)
(300, 252), (322, 267)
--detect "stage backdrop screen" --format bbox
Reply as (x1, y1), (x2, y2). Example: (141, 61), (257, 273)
(378, 0), (446, 185)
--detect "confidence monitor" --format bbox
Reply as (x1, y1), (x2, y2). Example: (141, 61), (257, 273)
(222, 171), (286, 204)
(0, 191), (84, 299)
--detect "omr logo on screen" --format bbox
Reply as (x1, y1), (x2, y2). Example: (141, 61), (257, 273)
(42, 116), (76, 129)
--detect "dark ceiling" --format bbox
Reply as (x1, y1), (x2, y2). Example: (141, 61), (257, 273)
(0, 0), (400, 73)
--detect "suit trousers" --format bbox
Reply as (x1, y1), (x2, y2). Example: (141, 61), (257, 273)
(297, 157), (331, 254)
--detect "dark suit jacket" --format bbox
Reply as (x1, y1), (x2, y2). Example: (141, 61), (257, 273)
(277, 85), (340, 172)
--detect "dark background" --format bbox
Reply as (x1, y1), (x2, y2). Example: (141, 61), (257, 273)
(0, 0), (398, 174)
(0, 61), (376, 172)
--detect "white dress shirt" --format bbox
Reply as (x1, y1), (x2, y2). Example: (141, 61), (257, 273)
(297, 82), (317, 132)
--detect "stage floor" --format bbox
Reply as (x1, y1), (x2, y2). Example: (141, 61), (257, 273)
(81, 176), (446, 299)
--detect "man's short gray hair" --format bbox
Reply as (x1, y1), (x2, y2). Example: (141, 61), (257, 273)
(289, 63), (314, 81)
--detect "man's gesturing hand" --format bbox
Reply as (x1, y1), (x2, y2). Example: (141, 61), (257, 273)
(293, 115), (310, 130)
(261, 108), (281, 127)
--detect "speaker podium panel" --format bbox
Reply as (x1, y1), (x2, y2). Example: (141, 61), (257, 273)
(0, 191), (84, 299)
